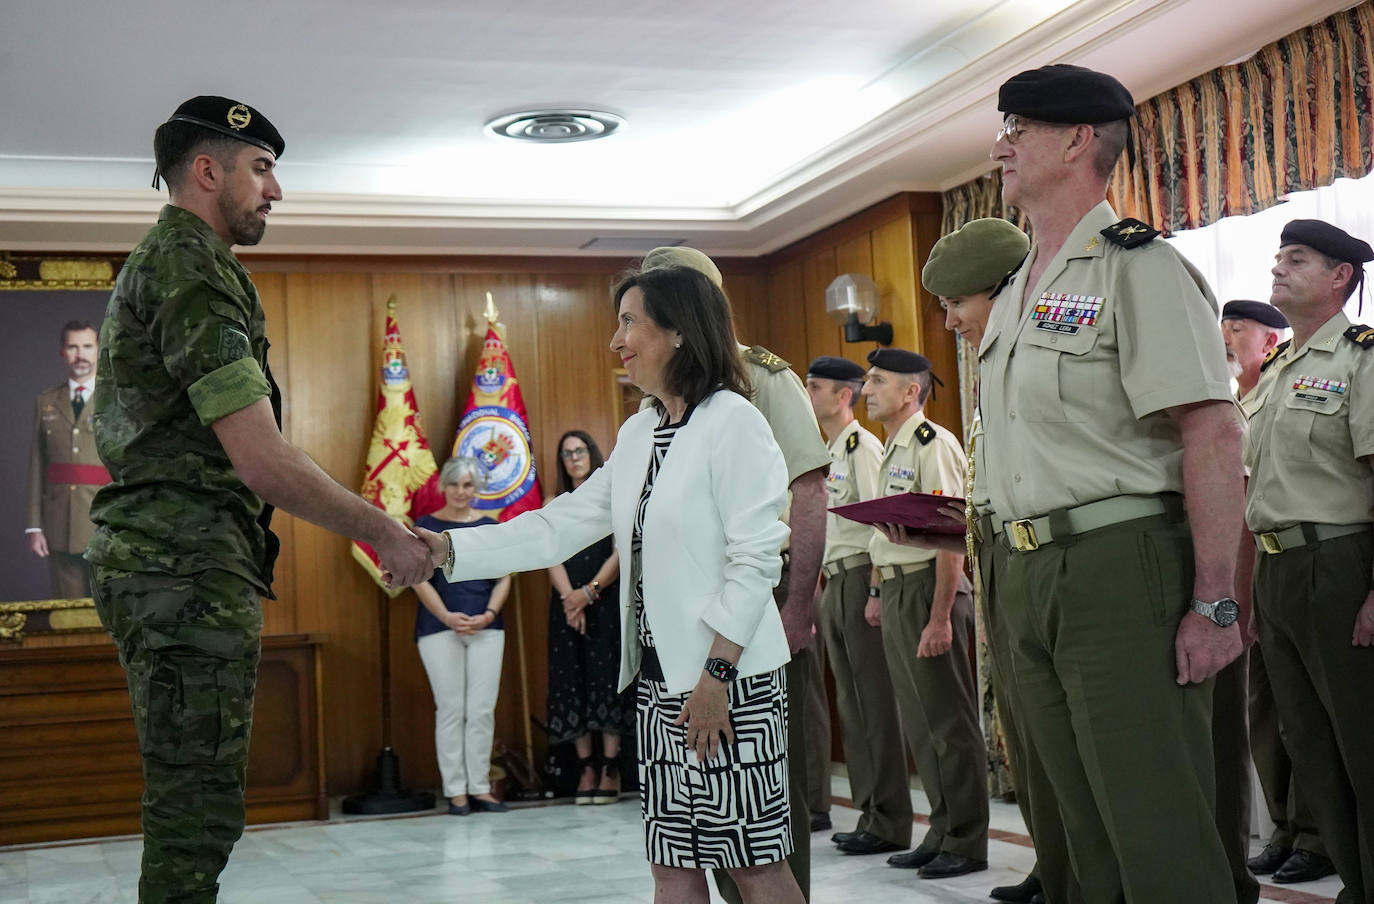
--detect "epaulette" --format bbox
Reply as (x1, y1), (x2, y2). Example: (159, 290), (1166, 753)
(745, 345), (790, 373)
(1100, 218), (1160, 249)
(915, 422), (936, 445)
(1259, 339), (1291, 372)
(845, 432), (859, 453)
(1344, 324), (1374, 349)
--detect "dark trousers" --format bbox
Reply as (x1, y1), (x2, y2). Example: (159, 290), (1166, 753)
(1249, 642), (1324, 855)
(803, 630), (832, 815)
(1213, 652), (1260, 904)
(92, 566), (262, 904)
(1256, 529), (1374, 904)
(998, 516), (1232, 904)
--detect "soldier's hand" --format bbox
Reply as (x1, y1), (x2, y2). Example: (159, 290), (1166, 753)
(413, 526), (449, 569)
(917, 618), (953, 658)
(378, 525), (435, 589)
(1175, 612), (1242, 685)
(1353, 592), (1374, 647)
(864, 594), (882, 627)
(878, 522), (966, 553)
(937, 501), (967, 526)
(27, 531), (49, 558)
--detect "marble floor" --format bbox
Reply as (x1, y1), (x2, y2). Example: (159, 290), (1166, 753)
(0, 776), (1345, 903)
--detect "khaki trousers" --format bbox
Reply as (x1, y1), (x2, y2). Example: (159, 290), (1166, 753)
(879, 566), (988, 859)
(819, 560), (912, 845)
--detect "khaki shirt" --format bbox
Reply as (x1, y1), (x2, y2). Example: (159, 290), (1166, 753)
(1244, 312), (1374, 531)
(823, 419), (883, 564)
(742, 345), (831, 485)
(868, 411), (966, 567)
(977, 201), (1232, 520)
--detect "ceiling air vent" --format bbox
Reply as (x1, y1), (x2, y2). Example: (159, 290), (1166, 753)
(485, 109), (624, 143)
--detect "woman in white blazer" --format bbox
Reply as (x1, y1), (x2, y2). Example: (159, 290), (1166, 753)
(422, 266), (804, 904)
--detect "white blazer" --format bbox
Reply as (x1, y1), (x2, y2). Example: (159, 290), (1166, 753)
(442, 389), (791, 694)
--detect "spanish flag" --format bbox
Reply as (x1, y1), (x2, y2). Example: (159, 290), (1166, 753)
(451, 309), (542, 522)
(352, 296), (440, 594)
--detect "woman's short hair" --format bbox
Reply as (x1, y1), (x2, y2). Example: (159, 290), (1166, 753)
(438, 456), (487, 491)
(612, 266), (750, 411)
(554, 429), (605, 496)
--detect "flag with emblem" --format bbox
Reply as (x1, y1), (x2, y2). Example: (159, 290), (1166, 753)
(352, 296), (441, 596)
(451, 299), (543, 522)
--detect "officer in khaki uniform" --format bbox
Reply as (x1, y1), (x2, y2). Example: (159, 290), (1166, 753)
(804, 355), (913, 854)
(26, 321), (110, 598)
(860, 347), (989, 879)
(1244, 219), (1374, 903)
(640, 246), (832, 903)
(981, 65), (1244, 903)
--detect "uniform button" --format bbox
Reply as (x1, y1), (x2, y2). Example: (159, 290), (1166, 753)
(1009, 410), (1017, 420)
(1014, 473), (1022, 482)
(1050, 337), (1059, 344)
(72, 447), (80, 454)
(72, 427), (79, 435)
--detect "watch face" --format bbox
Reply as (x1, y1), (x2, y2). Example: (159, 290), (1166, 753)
(1213, 599), (1240, 627)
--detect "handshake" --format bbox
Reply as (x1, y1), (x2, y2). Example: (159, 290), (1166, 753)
(373, 521), (452, 589)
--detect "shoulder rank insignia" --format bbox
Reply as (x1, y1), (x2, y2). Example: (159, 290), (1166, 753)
(744, 345), (791, 373)
(1260, 339), (1291, 372)
(845, 432), (859, 453)
(915, 421), (936, 445)
(1344, 324), (1374, 349)
(1100, 218), (1160, 249)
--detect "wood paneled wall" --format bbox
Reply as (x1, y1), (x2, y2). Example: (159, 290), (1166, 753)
(220, 190), (951, 797)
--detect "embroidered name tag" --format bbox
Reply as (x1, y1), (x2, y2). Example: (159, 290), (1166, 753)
(889, 467), (916, 481)
(1032, 293), (1104, 335)
(1292, 375), (1347, 394)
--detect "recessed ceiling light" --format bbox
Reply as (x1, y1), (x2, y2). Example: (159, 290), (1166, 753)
(485, 109), (625, 143)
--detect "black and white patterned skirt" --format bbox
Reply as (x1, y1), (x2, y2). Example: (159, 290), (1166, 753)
(636, 667), (792, 869)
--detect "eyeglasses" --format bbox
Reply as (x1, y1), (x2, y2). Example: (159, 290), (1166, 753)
(995, 116), (1099, 145)
(559, 447), (589, 461)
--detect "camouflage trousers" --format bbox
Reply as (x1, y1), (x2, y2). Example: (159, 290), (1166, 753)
(91, 566), (262, 904)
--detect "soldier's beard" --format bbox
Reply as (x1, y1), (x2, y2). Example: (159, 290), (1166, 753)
(220, 195), (267, 246)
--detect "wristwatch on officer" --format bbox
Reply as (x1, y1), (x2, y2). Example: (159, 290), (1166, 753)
(1190, 596), (1240, 628)
(703, 657), (739, 683)
(868, 586), (881, 598)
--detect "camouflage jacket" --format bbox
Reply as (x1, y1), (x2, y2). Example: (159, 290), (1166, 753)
(87, 205), (282, 596)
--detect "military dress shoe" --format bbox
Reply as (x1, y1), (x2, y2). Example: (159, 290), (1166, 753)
(832, 830), (858, 845)
(990, 873), (1043, 902)
(918, 852), (988, 879)
(886, 846), (940, 869)
(836, 831), (904, 855)
(810, 811), (832, 832)
(1246, 841), (1292, 875)
(1272, 849), (1337, 884)
(1030, 895), (1045, 904)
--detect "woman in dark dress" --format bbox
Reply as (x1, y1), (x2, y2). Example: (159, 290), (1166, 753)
(545, 429), (629, 803)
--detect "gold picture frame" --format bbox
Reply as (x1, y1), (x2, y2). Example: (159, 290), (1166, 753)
(0, 598), (103, 643)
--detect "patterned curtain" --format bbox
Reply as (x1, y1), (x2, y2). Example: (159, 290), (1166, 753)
(1110, 1), (1374, 234)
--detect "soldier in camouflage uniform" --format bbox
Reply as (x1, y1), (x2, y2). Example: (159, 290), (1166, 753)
(88, 96), (433, 904)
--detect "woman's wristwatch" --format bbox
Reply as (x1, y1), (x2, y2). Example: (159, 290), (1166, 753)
(589, 580), (601, 599)
(703, 657), (739, 683)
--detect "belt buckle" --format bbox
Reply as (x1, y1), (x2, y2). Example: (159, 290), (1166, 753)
(1259, 532), (1283, 555)
(1010, 519), (1039, 551)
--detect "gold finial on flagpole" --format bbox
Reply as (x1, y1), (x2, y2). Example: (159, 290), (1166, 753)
(484, 291), (499, 324)
(386, 294), (398, 313)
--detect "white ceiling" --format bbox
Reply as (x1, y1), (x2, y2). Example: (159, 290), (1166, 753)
(0, 0), (1354, 257)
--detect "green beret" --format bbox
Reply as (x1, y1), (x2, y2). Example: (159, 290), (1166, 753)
(641, 246), (723, 289)
(1280, 219), (1373, 265)
(165, 95), (285, 158)
(999, 64), (1135, 124)
(922, 218), (1029, 297)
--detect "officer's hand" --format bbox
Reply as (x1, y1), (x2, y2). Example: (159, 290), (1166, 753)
(27, 531), (49, 558)
(878, 522), (966, 553)
(865, 595), (882, 627)
(378, 525), (436, 589)
(937, 501), (967, 526)
(1175, 612), (1242, 685)
(413, 526), (449, 569)
(1353, 592), (1374, 647)
(917, 618), (952, 657)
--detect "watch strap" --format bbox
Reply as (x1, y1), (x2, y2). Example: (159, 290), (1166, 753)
(703, 657), (739, 682)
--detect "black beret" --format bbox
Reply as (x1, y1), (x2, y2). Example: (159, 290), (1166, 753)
(806, 356), (866, 382)
(1221, 300), (1289, 329)
(866, 348), (931, 375)
(998, 64), (1135, 124)
(166, 95), (285, 158)
(1279, 219), (1373, 265)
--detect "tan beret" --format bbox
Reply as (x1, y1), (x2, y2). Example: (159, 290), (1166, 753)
(641, 246), (723, 289)
(922, 218), (1029, 297)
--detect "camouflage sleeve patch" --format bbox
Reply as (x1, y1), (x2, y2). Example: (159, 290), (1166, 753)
(1101, 218), (1160, 249)
(188, 356), (271, 425)
(915, 421), (936, 445)
(745, 345), (791, 373)
(1344, 324), (1374, 349)
(155, 281), (255, 394)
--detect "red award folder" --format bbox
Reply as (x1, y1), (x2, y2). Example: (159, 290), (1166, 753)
(829, 492), (967, 534)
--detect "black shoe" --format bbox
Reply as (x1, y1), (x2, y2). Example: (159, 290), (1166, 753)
(1246, 842), (1292, 875)
(1272, 849), (1336, 884)
(990, 874), (1043, 902)
(1030, 895), (1045, 904)
(446, 801), (470, 816)
(470, 796), (509, 813)
(886, 846), (940, 869)
(832, 830), (858, 846)
(810, 811), (832, 832)
(918, 852), (988, 879)
(836, 831), (904, 855)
